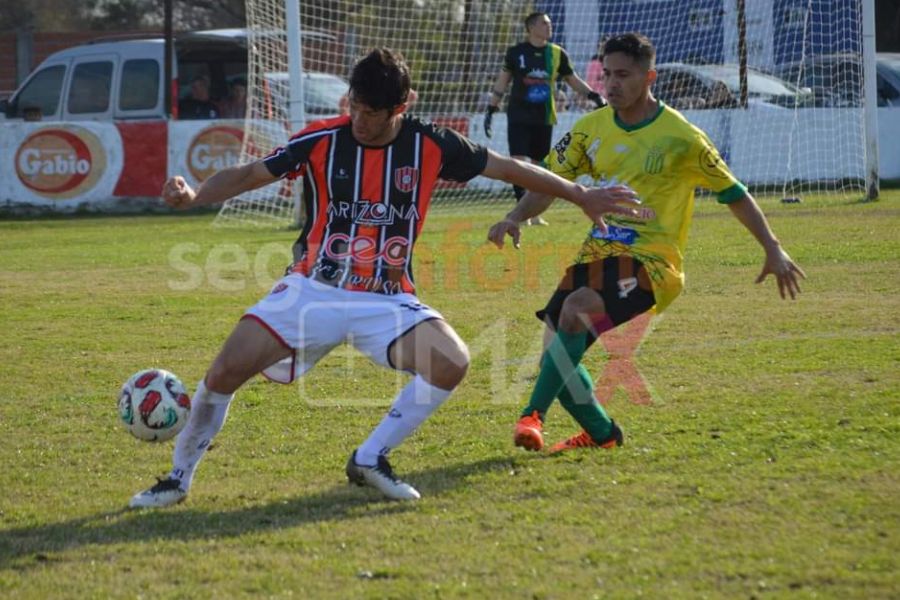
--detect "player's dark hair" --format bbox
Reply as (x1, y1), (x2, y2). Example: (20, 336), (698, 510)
(601, 32), (656, 70)
(524, 12), (548, 30)
(349, 48), (410, 111)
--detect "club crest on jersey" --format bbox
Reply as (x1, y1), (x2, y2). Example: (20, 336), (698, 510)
(394, 166), (419, 193)
(554, 132), (572, 163)
(699, 147), (728, 179)
(644, 146), (665, 175)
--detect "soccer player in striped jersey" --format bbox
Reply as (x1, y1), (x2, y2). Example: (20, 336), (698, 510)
(129, 48), (640, 507)
(488, 33), (806, 454)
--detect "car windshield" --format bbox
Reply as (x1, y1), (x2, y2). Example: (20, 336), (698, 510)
(305, 74), (348, 110)
(804, 61), (859, 88)
(879, 55), (900, 79)
(267, 72), (347, 114)
(693, 65), (802, 96)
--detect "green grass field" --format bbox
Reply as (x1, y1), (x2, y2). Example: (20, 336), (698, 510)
(1, 192), (898, 598)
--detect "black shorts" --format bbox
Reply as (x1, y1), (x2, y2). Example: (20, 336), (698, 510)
(536, 256), (656, 344)
(507, 123), (553, 162)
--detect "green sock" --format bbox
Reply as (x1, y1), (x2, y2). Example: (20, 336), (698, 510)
(556, 364), (613, 441)
(521, 329), (588, 419)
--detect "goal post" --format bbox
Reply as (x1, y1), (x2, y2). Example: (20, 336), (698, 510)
(862, 0), (880, 199)
(216, 0), (878, 227)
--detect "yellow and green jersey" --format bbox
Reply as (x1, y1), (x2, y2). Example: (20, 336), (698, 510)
(545, 102), (746, 312)
(503, 41), (573, 126)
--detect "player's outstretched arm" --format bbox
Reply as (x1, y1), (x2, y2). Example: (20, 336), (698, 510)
(162, 161), (278, 210)
(564, 74), (605, 107)
(728, 193), (806, 299)
(482, 150), (638, 214)
(486, 190), (554, 250)
(483, 151), (640, 248)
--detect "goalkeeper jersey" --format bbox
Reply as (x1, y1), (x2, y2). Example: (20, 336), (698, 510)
(546, 101), (746, 312)
(503, 41), (573, 126)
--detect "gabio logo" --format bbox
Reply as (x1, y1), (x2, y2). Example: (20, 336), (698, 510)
(15, 127), (106, 199)
(187, 126), (243, 182)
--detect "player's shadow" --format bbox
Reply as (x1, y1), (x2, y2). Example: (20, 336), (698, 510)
(0, 456), (514, 569)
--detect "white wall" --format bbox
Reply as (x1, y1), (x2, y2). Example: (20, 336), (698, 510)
(1, 108), (898, 214)
(877, 107), (900, 180)
(464, 106), (900, 190)
(0, 122), (124, 209)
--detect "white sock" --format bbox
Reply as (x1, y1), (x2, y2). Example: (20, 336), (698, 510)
(355, 375), (453, 466)
(170, 379), (233, 490)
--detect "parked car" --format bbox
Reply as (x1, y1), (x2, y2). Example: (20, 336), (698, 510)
(773, 52), (900, 108)
(0, 33), (246, 122)
(654, 62), (814, 110)
(0, 28), (341, 122)
(773, 53), (862, 107)
(876, 52), (900, 107)
(263, 71), (348, 118)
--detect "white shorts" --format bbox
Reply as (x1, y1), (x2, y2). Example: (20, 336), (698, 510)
(243, 274), (443, 384)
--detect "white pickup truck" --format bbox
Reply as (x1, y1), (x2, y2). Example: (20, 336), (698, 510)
(0, 28), (346, 122)
(0, 29), (348, 213)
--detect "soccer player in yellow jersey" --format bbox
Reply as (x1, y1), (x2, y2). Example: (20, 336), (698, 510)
(488, 32), (806, 453)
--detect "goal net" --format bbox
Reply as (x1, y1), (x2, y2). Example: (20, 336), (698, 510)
(216, 0), (874, 227)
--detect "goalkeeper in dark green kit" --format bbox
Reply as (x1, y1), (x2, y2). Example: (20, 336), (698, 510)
(485, 11), (605, 225)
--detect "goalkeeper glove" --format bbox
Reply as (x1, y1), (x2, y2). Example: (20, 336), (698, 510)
(484, 105), (498, 138)
(587, 91), (606, 109)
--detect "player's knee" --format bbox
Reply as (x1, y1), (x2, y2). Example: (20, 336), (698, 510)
(559, 289), (605, 334)
(205, 353), (245, 395)
(429, 341), (470, 389)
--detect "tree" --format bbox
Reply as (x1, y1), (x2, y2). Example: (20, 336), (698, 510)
(1, 0), (96, 31)
(89, 1), (161, 30)
(0, 0), (247, 32)
(172, 0), (245, 30)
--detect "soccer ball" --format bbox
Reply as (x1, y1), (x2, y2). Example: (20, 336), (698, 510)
(118, 369), (191, 442)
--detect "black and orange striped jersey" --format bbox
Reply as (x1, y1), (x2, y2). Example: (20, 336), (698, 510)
(263, 114), (488, 295)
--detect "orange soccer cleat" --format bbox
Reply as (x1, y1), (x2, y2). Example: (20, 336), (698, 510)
(514, 410), (545, 451)
(548, 421), (624, 454)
